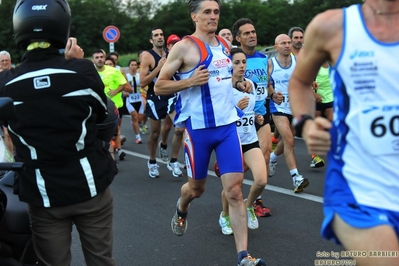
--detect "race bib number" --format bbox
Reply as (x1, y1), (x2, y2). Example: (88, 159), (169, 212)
(360, 102), (399, 155)
(236, 111), (254, 134)
(128, 92), (142, 103)
(255, 84), (268, 101)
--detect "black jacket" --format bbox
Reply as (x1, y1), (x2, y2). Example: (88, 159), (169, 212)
(0, 48), (117, 207)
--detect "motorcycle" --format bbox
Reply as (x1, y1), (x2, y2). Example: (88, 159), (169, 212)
(0, 97), (119, 266)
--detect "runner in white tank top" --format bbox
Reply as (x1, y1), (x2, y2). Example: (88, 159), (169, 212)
(125, 59), (144, 144)
(154, 1), (267, 264)
(268, 34), (308, 193)
(218, 48), (268, 235)
(289, 2), (399, 265)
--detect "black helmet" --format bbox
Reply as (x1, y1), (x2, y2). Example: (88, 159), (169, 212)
(13, 0), (71, 49)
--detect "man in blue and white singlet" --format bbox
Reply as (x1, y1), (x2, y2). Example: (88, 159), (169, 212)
(231, 18), (272, 217)
(268, 34), (309, 193)
(154, 1), (266, 265)
(289, 1), (399, 265)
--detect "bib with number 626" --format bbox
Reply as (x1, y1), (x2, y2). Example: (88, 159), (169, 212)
(236, 111), (255, 135)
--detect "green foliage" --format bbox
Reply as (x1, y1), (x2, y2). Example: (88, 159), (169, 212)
(0, 0), (363, 63)
(119, 53), (139, 67)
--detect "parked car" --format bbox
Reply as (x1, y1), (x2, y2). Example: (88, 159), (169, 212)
(260, 46), (277, 58)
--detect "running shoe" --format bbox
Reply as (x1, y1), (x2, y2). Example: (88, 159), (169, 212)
(293, 175), (309, 193)
(214, 161), (221, 177)
(252, 199), (272, 217)
(268, 160), (277, 177)
(158, 141), (169, 162)
(140, 125), (147, 134)
(147, 161), (160, 178)
(117, 149), (126, 161)
(247, 207), (259, 230)
(171, 198), (188, 236)
(219, 212), (233, 235)
(238, 255), (267, 266)
(167, 161), (183, 177)
(135, 138), (142, 144)
(310, 155), (325, 168)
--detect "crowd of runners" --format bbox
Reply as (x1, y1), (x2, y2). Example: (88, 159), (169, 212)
(1, 0), (398, 265)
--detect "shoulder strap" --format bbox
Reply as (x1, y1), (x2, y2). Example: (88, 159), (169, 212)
(215, 35), (230, 52)
(183, 35), (213, 67)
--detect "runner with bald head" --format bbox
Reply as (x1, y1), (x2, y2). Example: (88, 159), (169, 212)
(267, 33), (309, 193)
(218, 28), (233, 43)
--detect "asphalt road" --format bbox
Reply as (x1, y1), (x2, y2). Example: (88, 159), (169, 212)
(70, 116), (344, 266)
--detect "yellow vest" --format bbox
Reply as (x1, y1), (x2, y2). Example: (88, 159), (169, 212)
(97, 65), (126, 108)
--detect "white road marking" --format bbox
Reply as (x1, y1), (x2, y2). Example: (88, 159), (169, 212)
(122, 149), (324, 204)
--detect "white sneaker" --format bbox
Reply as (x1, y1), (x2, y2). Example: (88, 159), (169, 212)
(158, 141), (169, 162)
(167, 161), (183, 177)
(269, 160), (277, 177)
(219, 212), (233, 235)
(293, 175), (309, 193)
(247, 207), (259, 230)
(147, 161), (159, 178)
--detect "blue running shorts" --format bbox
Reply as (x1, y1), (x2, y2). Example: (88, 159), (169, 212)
(184, 118), (243, 180)
(321, 203), (399, 244)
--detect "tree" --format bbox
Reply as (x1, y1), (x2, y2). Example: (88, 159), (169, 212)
(0, 0), (364, 62)
(0, 0), (21, 62)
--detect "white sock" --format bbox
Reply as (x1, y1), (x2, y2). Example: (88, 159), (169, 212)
(270, 152), (278, 162)
(290, 169), (302, 181)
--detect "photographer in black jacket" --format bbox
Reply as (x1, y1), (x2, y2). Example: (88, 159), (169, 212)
(0, 0), (117, 265)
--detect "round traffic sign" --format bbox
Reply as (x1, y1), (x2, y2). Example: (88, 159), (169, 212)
(103, 25), (120, 43)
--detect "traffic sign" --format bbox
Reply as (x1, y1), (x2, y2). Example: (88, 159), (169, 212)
(103, 25), (120, 43)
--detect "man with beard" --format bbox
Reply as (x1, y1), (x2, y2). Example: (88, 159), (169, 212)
(92, 49), (132, 163)
(288, 26), (304, 56)
(140, 28), (183, 179)
(231, 18), (272, 218)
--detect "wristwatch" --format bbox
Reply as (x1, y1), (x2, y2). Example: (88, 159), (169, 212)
(292, 114), (314, 137)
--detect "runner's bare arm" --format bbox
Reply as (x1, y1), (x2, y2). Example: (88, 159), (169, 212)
(289, 10), (342, 154)
(267, 58), (282, 103)
(123, 82), (133, 93)
(289, 9), (342, 117)
(139, 52), (163, 88)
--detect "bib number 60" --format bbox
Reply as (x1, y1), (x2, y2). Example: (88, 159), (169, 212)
(371, 116), (399, 137)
